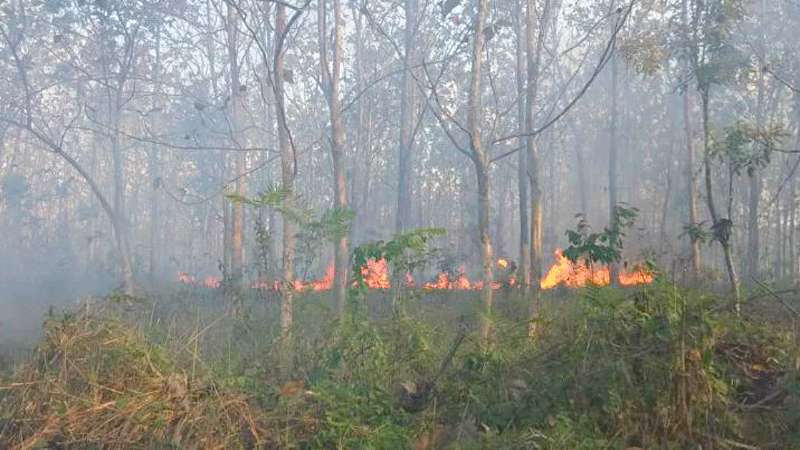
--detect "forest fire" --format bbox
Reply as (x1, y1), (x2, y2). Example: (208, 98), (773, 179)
(420, 265), (503, 291)
(360, 258), (391, 289)
(178, 252), (651, 293)
(539, 249), (654, 289)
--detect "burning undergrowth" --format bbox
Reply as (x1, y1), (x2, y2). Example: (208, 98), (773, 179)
(0, 305), (268, 449)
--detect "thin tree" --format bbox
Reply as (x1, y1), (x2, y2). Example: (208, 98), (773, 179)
(526, 0), (551, 326)
(514, 0), (530, 288)
(466, 0), (494, 342)
(396, 0), (418, 233)
(225, 2), (246, 292)
(318, 0), (350, 314)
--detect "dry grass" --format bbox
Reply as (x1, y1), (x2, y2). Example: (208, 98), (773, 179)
(0, 305), (269, 449)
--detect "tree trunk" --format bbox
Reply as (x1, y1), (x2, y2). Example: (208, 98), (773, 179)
(477, 165), (494, 341)
(109, 89), (135, 294)
(700, 87), (741, 310)
(514, 0), (530, 288)
(395, 0), (417, 233)
(574, 125), (590, 219)
(526, 0), (549, 328)
(495, 181), (507, 257)
(607, 9), (620, 285)
(682, 88), (701, 277)
(746, 74), (767, 281)
(319, 0), (350, 315)
(790, 92), (800, 282)
(467, 0), (493, 343)
(148, 24), (162, 280)
(659, 143), (674, 250)
(226, 3), (245, 290)
(776, 197), (784, 277)
(681, 0), (702, 279)
(275, 3), (295, 345)
(789, 180), (796, 282)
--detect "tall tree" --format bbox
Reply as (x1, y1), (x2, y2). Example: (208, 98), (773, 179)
(467, 0), (494, 342)
(526, 0), (550, 320)
(89, 0), (142, 294)
(318, 0), (350, 314)
(680, 0), (702, 277)
(225, 2), (246, 291)
(514, 0), (530, 288)
(274, 2), (298, 350)
(687, 0), (744, 308)
(148, 21), (163, 280)
(395, 0), (417, 233)
(607, 0), (620, 285)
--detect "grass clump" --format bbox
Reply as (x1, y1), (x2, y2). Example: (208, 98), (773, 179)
(0, 304), (267, 449)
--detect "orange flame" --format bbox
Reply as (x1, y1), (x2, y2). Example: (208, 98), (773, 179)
(311, 263), (335, 292)
(203, 276), (222, 289)
(618, 265), (655, 286)
(421, 262), (505, 291)
(360, 258), (391, 289)
(177, 272), (195, 285)
(540, 248), (653, 289)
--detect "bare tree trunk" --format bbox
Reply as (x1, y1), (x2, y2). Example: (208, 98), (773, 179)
(514, 0), (530, 288)
(275, 3), (295, 346)
(223, 188), (232, 279)
(607, 9), (620, 285)
(746, 78), (767, 282)
(573, 124), (590, 219)
(526, 0), (549, 329)
(466, 0), (493, 343)
(226, 3), (245, 290)
(700, 87), (741, 310)
(790, 180), (796, 282)
(680, 0), (701, 279)
(682, 89), (701, 277)
(203, 0), (229, 281)
(659, 143), (674, 248)
(109, 89), (135, 294)
(776, 197), (784, 277)
(148, 24), (162, 280)
(319, 0), (350, 314)
(495, 181), (508, 257)
(395, 0), (417, 233)
(791, 93), (800, 283)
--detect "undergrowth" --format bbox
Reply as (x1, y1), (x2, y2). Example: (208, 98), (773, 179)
(1, 282), (798, 449)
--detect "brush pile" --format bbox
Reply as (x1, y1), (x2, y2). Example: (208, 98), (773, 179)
(0, 306), (267, 449)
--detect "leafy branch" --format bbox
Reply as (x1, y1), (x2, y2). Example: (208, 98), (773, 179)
(563, 204), (639, 266)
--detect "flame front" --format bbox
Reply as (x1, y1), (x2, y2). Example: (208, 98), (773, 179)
(618, 265), (655, 286)
(540, 248), (653, 289)
(539, 249), (610, 289)
(360, 258), (391, 289)
(178, 254), (650, 292)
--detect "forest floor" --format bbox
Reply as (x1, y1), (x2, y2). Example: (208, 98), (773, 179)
(1, 282), (799, 449)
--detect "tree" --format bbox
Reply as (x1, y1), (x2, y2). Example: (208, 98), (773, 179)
(274, 1), (299, 350)
(681, 0), (702, 278)
(318, 0), (351, 314)
(466, 0), (494, 342)
(513, 0), (530, 288)
(225, 2), (246, 295)
(395, 0), (418, 234)
(607, 0), (621, 286)
(684, 0), (746, 308)
(525, 0), (552, 325)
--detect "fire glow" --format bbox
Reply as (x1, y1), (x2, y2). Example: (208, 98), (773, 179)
(539, 248), (654, 289)
(177, 250), (652, 292)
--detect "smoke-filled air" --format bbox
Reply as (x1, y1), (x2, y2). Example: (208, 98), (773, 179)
(1, 0), (799, 448)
